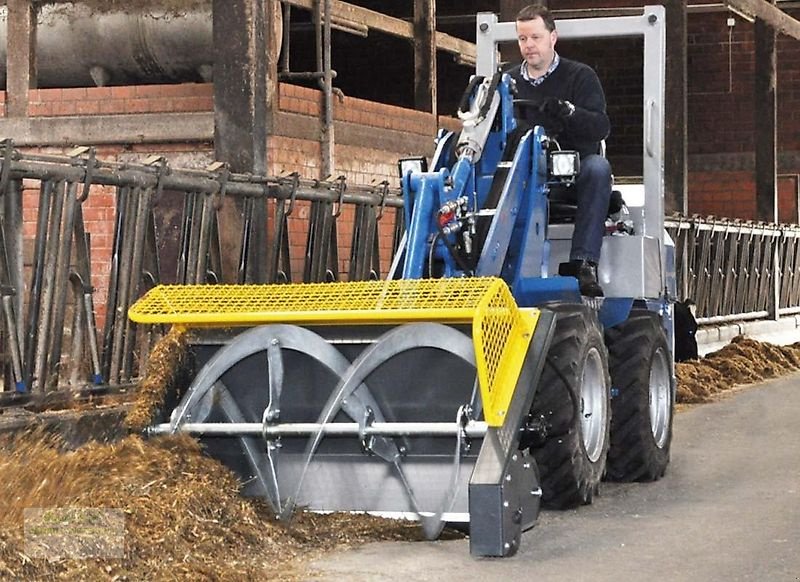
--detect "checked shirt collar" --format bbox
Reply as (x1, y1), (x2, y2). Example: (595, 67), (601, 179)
(520, 52), (560, 86)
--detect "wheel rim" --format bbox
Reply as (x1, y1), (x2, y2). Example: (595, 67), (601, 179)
(649, 346), (672, 448)
(580, 347), (608, 463)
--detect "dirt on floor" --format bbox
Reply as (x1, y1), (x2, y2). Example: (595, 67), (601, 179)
(1, 334), (798, 580)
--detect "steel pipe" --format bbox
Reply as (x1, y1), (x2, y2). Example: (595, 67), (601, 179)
(696, 311), (770, 326)
(3, 156), (403, 207)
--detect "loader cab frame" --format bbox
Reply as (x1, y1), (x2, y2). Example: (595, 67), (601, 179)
(476, 7), (673, 305)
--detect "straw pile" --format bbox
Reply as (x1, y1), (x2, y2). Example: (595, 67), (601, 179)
(0, 431), (423, 581)
(125, 327), (189, 432)
(676, 335), (800, 404)
(0, 326), (429, 580)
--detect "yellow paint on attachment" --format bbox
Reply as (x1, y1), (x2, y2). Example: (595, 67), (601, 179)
(473, 289), (539, 427)
(129, 277), (537, 426)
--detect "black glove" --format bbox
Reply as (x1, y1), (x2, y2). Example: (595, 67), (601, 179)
(539, 97), (575, 121)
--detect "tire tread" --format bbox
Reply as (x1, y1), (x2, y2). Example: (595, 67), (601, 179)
(605, 310), (674, 482)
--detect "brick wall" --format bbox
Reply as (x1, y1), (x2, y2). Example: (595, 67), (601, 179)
(685, 11), (800, 155)
(269, 83), (458, 279)
(7, 6), (800, 225)
(273, 199), (400, 282)
(25, 84), (214, 117)
(688, 171), (799, 224)
(778, 175), (799, 224)
(11, 85), (209, 327)
(688, 14), (755, 155)
(687, 171), (755, 219)
(18, 156), (212, 327)
(684, 10), (800, 220)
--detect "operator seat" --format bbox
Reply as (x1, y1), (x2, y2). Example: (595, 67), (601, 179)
(548, 187), (624, 224)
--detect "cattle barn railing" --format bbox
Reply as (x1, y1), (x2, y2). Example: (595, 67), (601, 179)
(666, 216), (800, 324)
(0, 144), (403, 393)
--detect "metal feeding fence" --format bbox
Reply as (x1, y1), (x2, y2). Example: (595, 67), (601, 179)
(667, 216), (800, 324)
(0, 144), (403, 393)
(1, 143), (800, 394)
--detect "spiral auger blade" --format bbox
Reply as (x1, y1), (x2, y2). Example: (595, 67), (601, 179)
(131, 277), (555, 556)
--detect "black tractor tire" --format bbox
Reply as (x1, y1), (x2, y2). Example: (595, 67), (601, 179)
(605, 309), (675, 482)
(528, 303), (611, 509)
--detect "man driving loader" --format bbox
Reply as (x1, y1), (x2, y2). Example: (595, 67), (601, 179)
(509, 4), (612, 297)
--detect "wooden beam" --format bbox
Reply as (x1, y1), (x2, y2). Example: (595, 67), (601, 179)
(440, 35), (477, 67)
(724, 0), (800, 39)
(283, 0), (476, 65)
(664, 0), (688, 215)
(290, 0), (413, 36)
(6, 0), (37, 118)
(413, 0), (437, 118)
(755, 4), (778, 223)
(319, 0), (335, 178)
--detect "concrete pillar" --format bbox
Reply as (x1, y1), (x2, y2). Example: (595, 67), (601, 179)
(755, 13), (777, 224)
(754, 4), (779, 319)
(212, 0), (279, 282)
(6, 0), (37, 118)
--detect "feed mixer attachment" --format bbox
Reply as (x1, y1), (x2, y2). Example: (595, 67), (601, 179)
(129, 277), (555, 556)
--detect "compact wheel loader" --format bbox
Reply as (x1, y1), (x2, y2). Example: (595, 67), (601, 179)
(129, 6), (676, 557)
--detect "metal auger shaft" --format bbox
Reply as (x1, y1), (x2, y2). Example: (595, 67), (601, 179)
(149, 420), (489, 438)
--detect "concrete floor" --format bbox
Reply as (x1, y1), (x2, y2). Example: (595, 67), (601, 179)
(309, 374), (800, 582)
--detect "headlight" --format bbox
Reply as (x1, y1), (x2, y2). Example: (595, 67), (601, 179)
(549, 151), (580, 178)
(398, 156), (428, 178)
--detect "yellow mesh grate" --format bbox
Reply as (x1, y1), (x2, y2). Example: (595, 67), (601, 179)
(473, 282), (538, 426)
(129, 277), (537, 426)
(129, 278), (506, 325)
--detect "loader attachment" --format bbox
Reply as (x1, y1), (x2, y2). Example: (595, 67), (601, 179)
(129, 277), (554, 555)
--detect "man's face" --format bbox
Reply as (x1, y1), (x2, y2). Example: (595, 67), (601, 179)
(516, 17), (557, 74)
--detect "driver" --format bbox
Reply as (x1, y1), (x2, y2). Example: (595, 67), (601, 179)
(509, 4), (612, 297)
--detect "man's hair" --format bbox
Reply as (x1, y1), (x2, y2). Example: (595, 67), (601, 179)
(515, 4), (556, 32)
